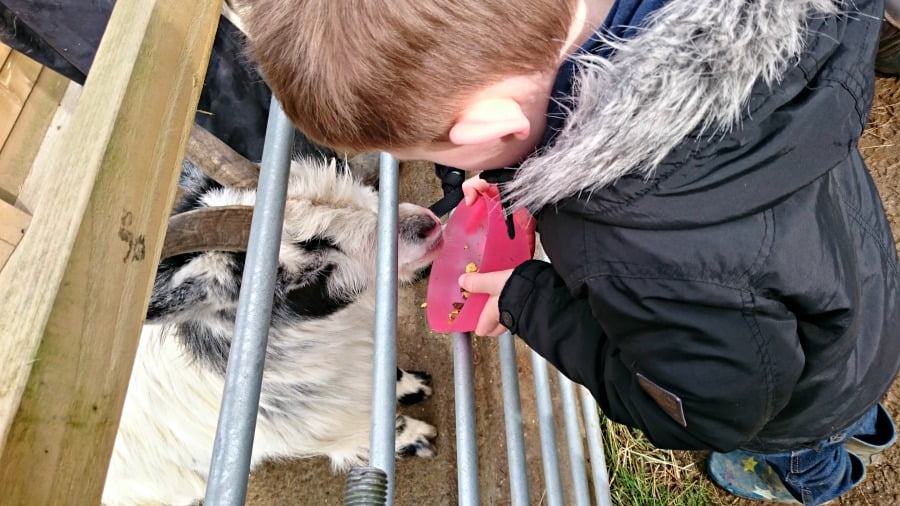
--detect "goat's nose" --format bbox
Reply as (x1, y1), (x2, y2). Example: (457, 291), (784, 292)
(399, 211), (441, 243)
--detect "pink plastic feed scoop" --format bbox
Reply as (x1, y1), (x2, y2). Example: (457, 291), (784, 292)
(425, 193), (534, 333)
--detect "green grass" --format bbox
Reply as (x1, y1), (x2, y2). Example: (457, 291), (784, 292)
(600, 415), (716, 506)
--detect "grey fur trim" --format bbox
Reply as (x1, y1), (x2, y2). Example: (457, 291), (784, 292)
(505, 0), (841, 211)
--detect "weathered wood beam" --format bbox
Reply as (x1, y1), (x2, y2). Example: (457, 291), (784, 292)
(0, 43), (11, 65)
(0, 50), (44, 153)
(0, 0), (221, 503)
(0, 66), (70, 205)
(0, 199), (29, 270)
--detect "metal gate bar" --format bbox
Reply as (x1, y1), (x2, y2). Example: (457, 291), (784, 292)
(531, 352), (566, 505)
(498, 330), (531, 505)
(581, 386), (613, 506)
(368, 152), (402, 504)
(559, 373), (593, 506)
(204, 97), (294, 505)
(453, 332), (481, 505)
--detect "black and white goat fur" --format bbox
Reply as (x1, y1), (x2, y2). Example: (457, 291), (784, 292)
(102, 159), (442, 506)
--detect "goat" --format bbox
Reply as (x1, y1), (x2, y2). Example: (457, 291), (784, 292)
(102, 138), (442, 505)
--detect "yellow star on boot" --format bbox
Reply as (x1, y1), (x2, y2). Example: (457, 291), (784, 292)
(742, 456), (758, 472)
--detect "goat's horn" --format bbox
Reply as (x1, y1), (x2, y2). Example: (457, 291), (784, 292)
(186, 124), (260, 189)
(161, 205), (256, 259)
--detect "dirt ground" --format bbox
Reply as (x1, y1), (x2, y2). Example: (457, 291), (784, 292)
(245, 75), (900, 505)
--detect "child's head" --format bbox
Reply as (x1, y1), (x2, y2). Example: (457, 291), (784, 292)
(241, 0), (582, 170)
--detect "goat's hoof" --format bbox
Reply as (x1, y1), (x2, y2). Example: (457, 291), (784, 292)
(397, 369), (432, 406)
(395, 416), (437, 458)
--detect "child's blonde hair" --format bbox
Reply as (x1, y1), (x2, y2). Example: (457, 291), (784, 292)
(240, 0), (577, 151)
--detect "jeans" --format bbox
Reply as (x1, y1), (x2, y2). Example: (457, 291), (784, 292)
(760, 405), (878, 505)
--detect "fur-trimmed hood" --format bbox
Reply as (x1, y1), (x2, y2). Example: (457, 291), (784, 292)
(504, 0), (872, 223)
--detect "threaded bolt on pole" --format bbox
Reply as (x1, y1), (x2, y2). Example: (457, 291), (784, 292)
(343, 466), (388, 506)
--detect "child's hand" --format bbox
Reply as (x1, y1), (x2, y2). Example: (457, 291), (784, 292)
(458, 268), (514, 336)
(462, 175), (497, 205)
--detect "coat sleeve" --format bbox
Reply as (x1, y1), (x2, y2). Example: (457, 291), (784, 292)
(501, 260), (806, 451)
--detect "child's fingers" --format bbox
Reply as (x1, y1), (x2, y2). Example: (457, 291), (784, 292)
(461, 175), (494, 205)
(460, 270), (515, 336)
(458, 269), (514, 296)
(463, 186), (478, 206)
(474, 296), (504, 336)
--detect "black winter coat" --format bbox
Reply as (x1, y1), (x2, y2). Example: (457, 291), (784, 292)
(498, 0), (900, 452)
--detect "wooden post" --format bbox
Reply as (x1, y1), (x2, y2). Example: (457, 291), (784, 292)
(0, 0), (221, 502)
(0, 200), (29, 270)
(0, 49), (45, 152)
(0, 64), (70, 205)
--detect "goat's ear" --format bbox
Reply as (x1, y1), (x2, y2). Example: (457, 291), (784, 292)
(173, 160), (223, 215)
(145, 275), (208, 323)
(144, 254), (228, 323)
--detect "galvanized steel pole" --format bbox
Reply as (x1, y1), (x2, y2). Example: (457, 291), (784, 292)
(204, 98), (294, 505)
(580, 386), (613, 506)
(453, 332), (480, 506)
(498, 331), (531, 505)
(365, 152), (401, 505)
(530, 352), (565, 506)
(559, 374), (592, 506)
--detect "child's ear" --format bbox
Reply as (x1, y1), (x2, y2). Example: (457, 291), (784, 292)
(449, 98), (531, 145)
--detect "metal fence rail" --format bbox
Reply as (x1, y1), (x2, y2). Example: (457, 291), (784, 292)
(582, 386), (613, 506)
(560, 371), (593, 506)
(204, 97), (294, 506)
(498, 330), (531, 506)
(531, 351), (566, 506)
(202, 98), (612, 505)
(453, 332), (481, 506)
(367, 152), (402, 504)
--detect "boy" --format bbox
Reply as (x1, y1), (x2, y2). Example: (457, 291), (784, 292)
(239, 0), (900, 503)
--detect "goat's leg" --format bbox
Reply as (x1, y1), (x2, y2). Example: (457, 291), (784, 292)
(395, 414), (437, 458)
(396, 368), (432, 405)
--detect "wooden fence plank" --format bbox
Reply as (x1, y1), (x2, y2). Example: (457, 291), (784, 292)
(0, 198), (29, 243)
(15, 82), (82, 212)
(0, 199), (29, 270)
(0, 43), (11, 65)
(0, 0), (221, 502)
(0, 67), (70, 205)
(0, 51), (44, 151)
